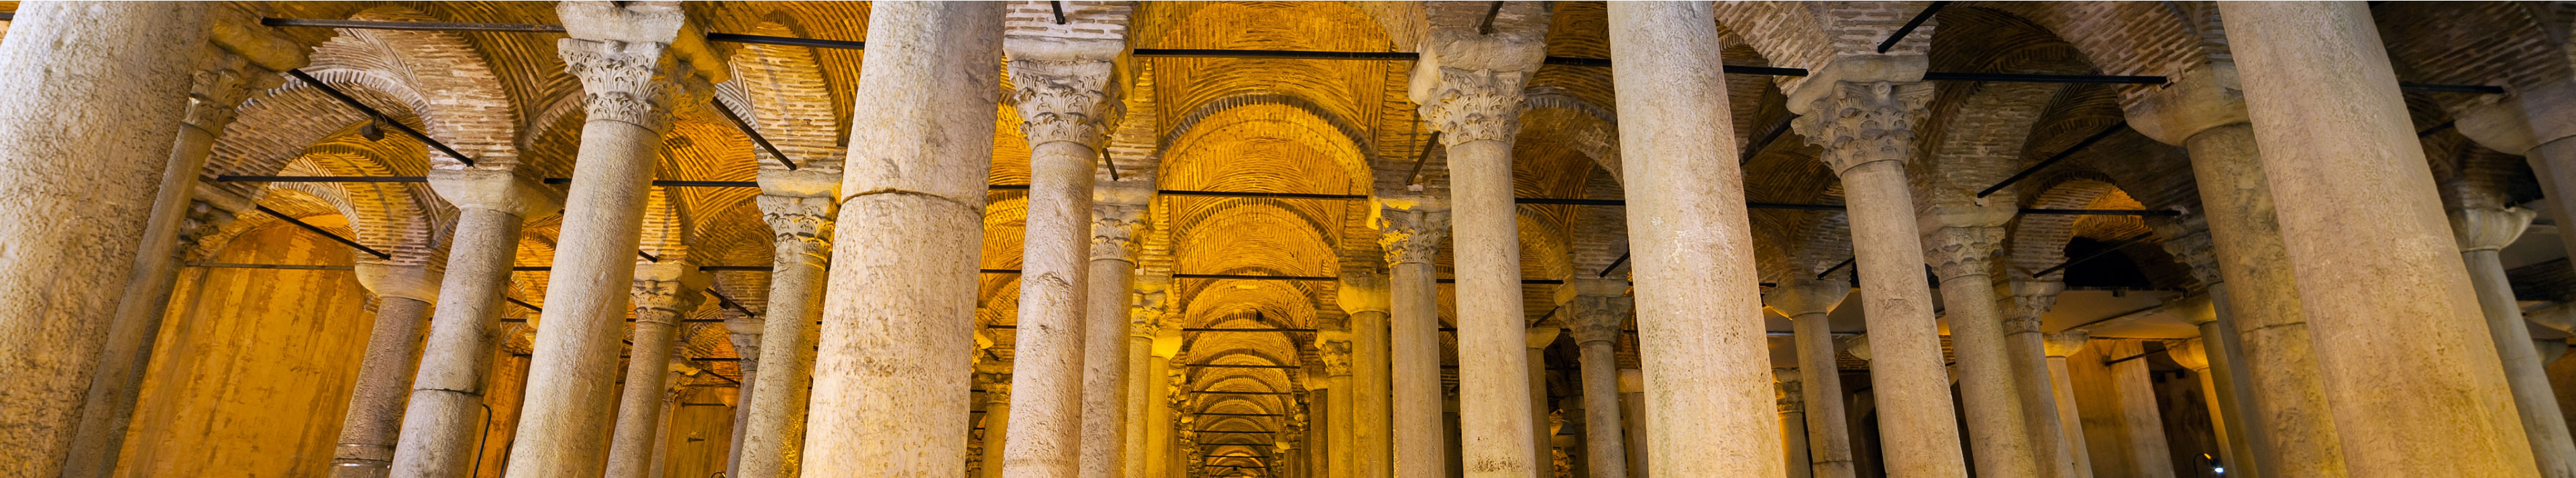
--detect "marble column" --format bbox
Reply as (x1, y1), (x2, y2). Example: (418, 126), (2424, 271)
(981, 376), (1016, 478)
(1777, 371), (1813, 478)
(722, 314), (759, 478)
(1342, 272), (1395, 478)
(0, 3), (211, 475)
(1124, 287), (1168, 478)
(735, 170), (838, 478)
(605, 262), (712, 478)
(2126, 62), (2346, 477)
(2169, 281), (2263, 478)
(1603, 3), (1783, 477)
(1002, 18), (1126, 476)
(504, 3), (721, 475)
(1144, 333), (1180, 478)
(2457, 82), (2576, 291)
(1923, 197), (2039, 477)
(389, 170), (557, 478)
(1526, 326), (1560, 478)
(2222, 2), (2540, 474)
(2040, 333), (2094, 478)
(1615, 368), (1646, 478)
(2167, 337), (2251, 478)
(2451, 206), (2576, 475)
(1082, 196), (1146, 478)
(1412, 3), (1548, 475)
(2004, 282), (2084, 478)
(1566, 282), (1629, 478)
(68, 37), (293, 476)
(1318, 330), (1356, 478)
(1788, 56), (1967, 477)
(1378, 201), (1449, 478)
(2100, 340), (2176, 477)
(333, 264), (442, 478)
(1765, 278), (1853, 478)
(804, 3), (1001, 477)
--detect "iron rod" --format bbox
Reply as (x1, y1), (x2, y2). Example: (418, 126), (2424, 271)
(1921, 72), (2165, 84)
(704, 32), (863, 50)
(254, 204), (391, 259)
(1979, 121), (2129, 198)
(1186, 364), (1303, 369)
(185, 262), (354, 271)
(286, 69), (482, 166)
(1816, 257), (1856, 280)
(1597, 252), (1630, 278)
(1741, 114), (1799, 165)
(1878, 1), (1950, 53)
(711, 97), (797, 170)
(1175, 273), (1339, 282)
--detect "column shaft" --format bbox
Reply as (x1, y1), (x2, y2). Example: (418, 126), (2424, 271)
(392, 170), (547, 478)
(1001, 138), (1095, 478)
(1933, 272), (2038, 477)
(1354, 310), (1393, 478)
(983, 391), (1015, 478)
(1444, 131), (1539, 478)
(0, 3), (209, 475)
(334, 291), (433, 477)
(2222, 2), (2540, 474)
(1574, 339), (1626, 478)
(736, 192), (833, 478)
(2179, 123), (2348, 477)
(1080, 253), (1136, 478)
(1841, 160), (1965, 477)
(2106, 341), (2176, 477)
(2041, 335), (2094, 478)
(2004, 286), (2078, 478)
(1617, 371), (1646, 478)
(804, 3), (1001, 477)
(1526, 336), (1554, 478)
(1123, 335), (1152, 478)
(2454, 208), (2576, 476)
(1383, 209), (1448, 478)
(1607, 3), (1782, 476)
(1791, 311), (1854, 478)
(605, 263), (707, 478)
(1781, 407), (1812, 478)
(1144, 358), (1173, 478)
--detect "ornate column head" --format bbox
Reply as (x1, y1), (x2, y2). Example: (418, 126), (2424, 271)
(1843, 335), (1872, 361)
(1338, 271), (1392, 316)
(1788, 56), (1933, 174)
(1130, 283), (1169, 339)
(1315, 330), (1354, 377)
(631, 261), (712, 321)
(977, 373), (1013, 405)
(724, 311), (762, 367)
(1413, 67), (1530, 145)
(2006, 280), (2066, 335)
(1407, 1), (1548, 145)
(757, 194), (836, 267)
(1774, 368), (1804, 414)
(1568, 278), (1629, 345)
(1010, 58), (1124, 151)
(353, 261), (443, 303)
(1526, 326), (1561, 351)
(2450, 206), (2538, 253)
(2043, 331), (2090, 358)
(1091, 192), (1150, 262)
(2166, 339), (2213, 371)
(1376, 200), (1451, 266)
(1764, 276), (1851, 318)
(555, 1), (724, 134)
(1920, 192), (2018, 281)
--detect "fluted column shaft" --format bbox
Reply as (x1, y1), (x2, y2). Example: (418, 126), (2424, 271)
(735, 187), (835, 478)
(1081, 200), (1144, 478)
(2040, 334), (2094, 478)
(605, 263), (710, 478)
(1568, 288), (1629, 478)
(804, 3), (1001, 477)
(1381, 204), (1448, 478)
(1767, 278), (1853, 478)
(1791, 66), (1966, 477)
(2451, 206), (2576, 477)
(335, 265), (442, 477)
(506, 3), (718, 475)
(0, 4), (210, 475)
(2004, 282), (2082, 478)
(1607, 4), (1784, 476)
(2222, 3), (2540, 475)
(1924, 211), (2039, 478)
(391, 170), (553, 478)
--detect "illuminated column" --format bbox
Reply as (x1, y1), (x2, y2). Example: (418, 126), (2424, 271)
(1527, 326), (1560, 478)
(1342, 272), (1395, 478)
(1080, 194), (1145, 478)
(2449, 206), (2576, 475)
(1921, 197), (2038, 477)
(1318, 330), (1355, 478)
(1777, 370), (1813, 478)
(734, 169), (839, 478)
(1379, 201), (1450, 478)
(389, 170), (557, 478)
(333, 264), (442, 478)
(1765, 278), (1853, 478)
(604, 262), (710, 478)
(2039, 333), (2094, 478)
(2003, 281), (2084, 478)
(1566, 282), (1629, 478)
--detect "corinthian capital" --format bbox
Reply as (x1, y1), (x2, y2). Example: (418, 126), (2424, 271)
(2152, 216), (2222, 286)
(1792, 80), (1933, 174)
(631, 261), (711, 318)
(1377, 202), (1450, 266)
(559, 38), (714, 133)
(1921, 192), (2016, 281)
(1315, 330), (1354, 377)
(2005, 280), (2064, 335)
(1090, 200), (1147, 261)
(1011, 59), (1122, 150)
(758, 194), (835, 266)
(1568, 292), (1631, 345)
(1414, 67), (1529, 145)
(184, 50), (278, 131)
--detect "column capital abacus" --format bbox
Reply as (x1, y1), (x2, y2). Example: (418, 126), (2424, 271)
(1316, 330), (1354, 377)
(2123, 62), (2250, 146)
(2041, 332), (2090, 358)
(757, 193), (837, 267)
(353, 261), (443, 303)
(429, 168), (564, 218)
(1338, 271), (1391, 316)
(1764, 277), (1850, 318)
(979, 374), (1014, 405)
(630, 261), (711, 318)
(2005, 280), (2065, 335)
(1376, 200), (1450, 266)
(1919, 192), (2017, 281)
(1413, 67), (1531, 145)
(1090, 200), (1148, 262)
(1842, 335), (1873, 361)
(1525, 326), (1561, 350)
(2449, 206), (2537, 252)
(2165, 339), (2213, 371)
(1568, 290), (1630, 346)
(1010, 58), (1123, 151)
(1790, 78), (1933, 174)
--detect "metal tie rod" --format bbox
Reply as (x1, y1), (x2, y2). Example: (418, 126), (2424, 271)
(284, 69), (482, 166)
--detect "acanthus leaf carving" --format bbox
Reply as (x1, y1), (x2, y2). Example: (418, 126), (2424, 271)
(1568, 294), (1629, 345)
(1417, 67), (1529, 145)
(559, 38), (709, 133)
(1378, 206), (1451, 266)
(757, 194), (835, 267)
(1090, 201), (1147, 261)
(1792, 80), (1933, 174)
(1010, 59), (1122, 150)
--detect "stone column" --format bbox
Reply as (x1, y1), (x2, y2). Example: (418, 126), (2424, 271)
(2040, 333), (2094, 478)
(981, 375), (1016, 478)
(734, 170), (838, 478)
(1412, 4), (1548, 475)
(722, 314), (759, 478)
(2100, 340), (2177, 477)
(1765, 278), (1854, 478)
(2457, 82), (2576, 294)
(69, 29), (297, 474)
(1144, 333), (1180, 478)
(1603, 3), (1784, 477)
(1318, 330), (1356, 478)
(1776, 371), (1813, 478)
(1001, 10), (1128, 475)
(2222, 3), (2541, 474)
(1081, 195), (1146, 478)
(1124, 287), (1167, 478)
(2004, 282), (2084, 478)
(2451, 206), (2576, 475)
(1788, 56), (1967, 477)
(2127, 62), (2347, 477)
(605, 262), (711, 478)
(504, 3), (720, 475)
(388, 170), (557, 478)
(1566, 282), (1629, 478)
(1525, 326), (1560, 478)
(1341, 272), (1395, 478)
(1378, 201), (1449, 478)
(2163, 280), (2263, 478)
(1615, 368), (1646, 478)
(1922, 196), (2039, 477)
(0, 3), (211, 475)
(804, 3), (1001, 477)
(2167, 335), (2254, 477)
(333, 264), (441, 478)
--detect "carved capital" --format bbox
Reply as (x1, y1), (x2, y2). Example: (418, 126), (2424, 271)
(1090, 200), (1147, 261)
(1764, 277), (1849, 318)
(184, 51), (274, 131)
(1923, 225), (2006, 281)
(2006, 280), (2065, 334)
(1010, 59), (1122, 150)
(1774, 369), (1804, 414)
(1415, 67), (1529, 145)
(558, 38), (713, 133)
(1377, 204), (1450, 265)
(759, 194), (836, 266)
(1791, 80), (1933, 174)
(2043, 331), (2089, 357)
(1568, 293), (1630, 345)
(631, 261), (711, 318)
(1130, 285), (1168, 338)
(1315, 330), (1354, 377)
(2450, 206), (2536, 252)
(979, 374), (1013, 404)
(174, 200), (239, 258)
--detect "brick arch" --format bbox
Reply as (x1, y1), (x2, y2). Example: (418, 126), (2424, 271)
(720, 19), (845, 169)
(2006, 175), (2125, 279)
(1977, 2), (2224, 107)
(2377, 2), (2573, 93)
(335, 6), (524, 169)
(1521, 90), (1621, 182)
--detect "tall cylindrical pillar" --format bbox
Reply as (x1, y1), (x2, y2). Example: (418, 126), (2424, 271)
(1526, 326), (1560, 478)
(2450, 206), (2576, 475)
(1923, 199), (2039, 478)
(1344, 274), (1394, 478)
(1567, 282), (1629, 478)
(735, 172), (837, 478)
(390, 170), (554, 478)
(335, 265), (441, 477)
(1318, 330), (1356, 478)
(1766, 278), (1854, 478)
(1000, 42), (1122, 478)
(2167, 337), (2249, 478)
(2004, 282), (2082, 478)
(1081, 199), (1144, 478)
(1778, 371), (1813, 478)
(2041, 333), (2094, 478)
(1380, 202), (1450, 478)
(1616, 368), (1646, 478)
(604, 263), (710, 478)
